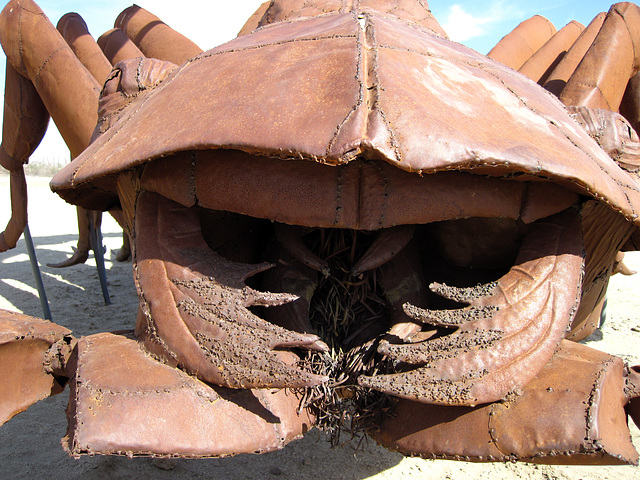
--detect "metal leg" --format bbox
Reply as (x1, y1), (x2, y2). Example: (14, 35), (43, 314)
(89, 216), (111, 305)
(23, 224), (52, 320)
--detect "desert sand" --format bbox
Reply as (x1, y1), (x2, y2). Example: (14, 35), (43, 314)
(0, 175), (639, 479)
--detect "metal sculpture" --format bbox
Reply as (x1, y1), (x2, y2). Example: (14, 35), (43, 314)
(1, 0), (640, 465)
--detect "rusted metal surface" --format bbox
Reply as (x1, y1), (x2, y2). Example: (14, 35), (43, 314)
(358, 209), (585, 406)
(1, 0), (640, 465)
(63, 331), (313, 457)
(114, 4), (202, 65)
(487, 15), (557, 70)
(0, 310), (71, 426)
(560, 2), (640, 110)
(518, 20), (584, 84)
(96, 28), (144, 65)
(374, 340), (639, 465)
(543, 12), (607, 96)
(52, 11), (639, 224)
(0, 62), (48, 251)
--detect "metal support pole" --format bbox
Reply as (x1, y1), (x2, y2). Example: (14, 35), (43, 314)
(23, 224), (52, 320)
(89, 215), (111, 305)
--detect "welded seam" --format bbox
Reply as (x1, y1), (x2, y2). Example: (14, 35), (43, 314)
(495, 219), (563, 306)
(480, 67), (640, 213)
(71, 60), (187, 185)
(190, 151), (198, 205)
(487, 402), (508, 459)
(78, 372), (211, 398)
(614, 5), (638, 67)
(132, 193), (178, 364)
(585, 356), (616, 449)
(366, 19), (402, 163)
(33, 46), (66, 85)
(429, 218), (580, 398)
(326, 12), (364, 157)
(17, 4), (25, 73)
(564, 81), (613, 111)
(253, 2), (442, 38)
(72, 33), (356, 186)
(333, 164), (345, 226)
(194, 33), (357, 62)
(374, 161), (389, 228)
(256, 389), (286, 450)
(489, 242), (584, 386)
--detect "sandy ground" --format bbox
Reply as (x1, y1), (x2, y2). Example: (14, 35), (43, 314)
(0, 175), (639, 479)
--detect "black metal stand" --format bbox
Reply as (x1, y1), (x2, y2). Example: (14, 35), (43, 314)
(23, 224), (52, 320)
(89, 216), (111, 305)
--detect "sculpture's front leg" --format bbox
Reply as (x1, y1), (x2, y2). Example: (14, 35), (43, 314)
(0, 0), (102, 253)
(0, 0), (101, 157)
(0, 61), (48, 251)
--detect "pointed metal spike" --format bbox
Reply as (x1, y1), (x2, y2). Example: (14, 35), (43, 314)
(378, 328), (504, 365)
(404, 302), (498, 327)
(351, 225), (415, 275)
(274, 222), (329, 274)
(429, 281), (497, 304)
(246, 288), (299, 307)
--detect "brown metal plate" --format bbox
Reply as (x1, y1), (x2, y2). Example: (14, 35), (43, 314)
(0, 310), (71, 426)
(51, 10), (640, 226)
(64, 332), (313, 458)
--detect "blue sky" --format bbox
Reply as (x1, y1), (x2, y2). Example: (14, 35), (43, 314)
(429, 0), (613, 54)
(27, 1), (616, 55)
(0, 0), (622, 163)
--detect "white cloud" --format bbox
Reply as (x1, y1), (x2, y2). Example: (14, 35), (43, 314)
(441, 4), (497, 42)
(438, 0), (525, 45)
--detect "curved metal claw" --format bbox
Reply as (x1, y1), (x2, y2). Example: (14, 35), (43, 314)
(359, 208), (585, 406)
(274, 222), (330, 276)
(134, 192), (329, 390)
(352, 225), (416, 276)
(46, 246), (90, 268)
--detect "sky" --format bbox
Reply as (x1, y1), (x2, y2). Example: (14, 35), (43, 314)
(0, 0), (623, 164)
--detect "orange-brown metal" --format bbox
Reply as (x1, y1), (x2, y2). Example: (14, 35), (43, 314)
(620, 70), (640, 133)
(63, 331), (313, 457)
(1, 0), (640, 465)
(0, 62), (48, 251)
(51, 11), (113, 268)
(237, 1), (271, 36)
(374, 340), (639, 465)
(487, 15), (557, 70)
(114, 5), (202, 65)
(560, 2), (640, 110)
(0, 310), (71, 426)
(51, 9), (640, 232)
(0, 0), (100, 158)
(518, 20), (584, 84)
(57, 13), (112, 85)
(543, 12), (606, 96)
(97, 28), (144, 65)
(254, 0), (448, 37)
